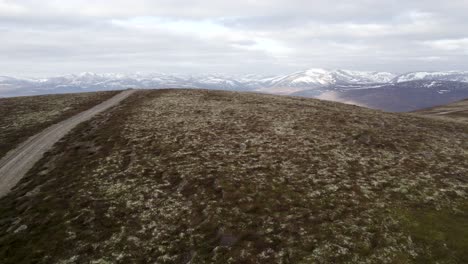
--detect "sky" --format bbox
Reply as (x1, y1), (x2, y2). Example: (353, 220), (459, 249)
(1, 0), (468, 77)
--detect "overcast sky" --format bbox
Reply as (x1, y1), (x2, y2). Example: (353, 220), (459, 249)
(1, 0), (468, 77)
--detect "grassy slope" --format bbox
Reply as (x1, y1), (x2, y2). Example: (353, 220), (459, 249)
(0, 89), (467, 263)
(0, 91), (120, 159)
(414, 99), (468, 123)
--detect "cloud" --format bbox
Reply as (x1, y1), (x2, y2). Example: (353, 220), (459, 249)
(423, 38), (468, 52)
(1, 0), (468, 76)
(0, 0), (27, 15)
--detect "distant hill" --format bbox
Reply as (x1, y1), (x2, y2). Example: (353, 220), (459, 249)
(414, 98), (468, 122)
(2, 69), (468, 112)
(0, 89), (467, 263)
(293, 80), (468, 112)
(0, 70), (397, 97)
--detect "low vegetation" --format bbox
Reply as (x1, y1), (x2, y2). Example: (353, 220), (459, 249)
(0, 91), (119, 159)
(0, 89), (467, 263)
(414, 99), (468, 123)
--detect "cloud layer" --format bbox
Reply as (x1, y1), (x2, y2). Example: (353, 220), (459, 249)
(1, 0), (468, 76)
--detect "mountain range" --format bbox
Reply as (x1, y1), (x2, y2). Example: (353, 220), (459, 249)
(2, 69), (468, 112)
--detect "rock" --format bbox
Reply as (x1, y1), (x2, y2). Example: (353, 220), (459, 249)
(14, 224), (27, 233)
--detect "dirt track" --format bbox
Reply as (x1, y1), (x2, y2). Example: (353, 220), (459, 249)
(0, 89), (136, 197)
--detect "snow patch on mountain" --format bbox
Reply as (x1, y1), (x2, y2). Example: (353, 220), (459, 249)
(2, 69), (468, 98)
(270, 69), (396, 88)
(393, 71), (468, 83)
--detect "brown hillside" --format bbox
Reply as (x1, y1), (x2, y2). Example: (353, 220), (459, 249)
(0, 91), (119, 159)
(0, 89), (467, 263)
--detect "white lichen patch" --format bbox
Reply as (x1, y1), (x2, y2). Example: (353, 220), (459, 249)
(1, 89), (467, 263)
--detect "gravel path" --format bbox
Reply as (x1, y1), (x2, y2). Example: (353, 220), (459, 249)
(0, 89), (136, 197)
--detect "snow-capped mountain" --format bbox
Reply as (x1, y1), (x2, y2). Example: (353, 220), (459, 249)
(0, 73), (258, 97)
(267, 69), (396, 88)
(392, 71), (468, 83)
(2, 69), (468, 112)
(0, 69), (399, 97)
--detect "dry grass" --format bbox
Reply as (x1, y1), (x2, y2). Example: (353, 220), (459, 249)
(0, 91), (120, 159)
(414, 99), (468, 123)
(0, 89), (467, 263)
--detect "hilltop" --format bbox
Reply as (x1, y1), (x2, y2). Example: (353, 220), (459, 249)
(0, 89), (467, 263)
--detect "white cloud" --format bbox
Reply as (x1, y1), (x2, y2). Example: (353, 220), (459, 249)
(1, 0), (468, 76)
(111, 17), (291, 57)
(0, 0), (27, 15)
(423, 38), (468, 51)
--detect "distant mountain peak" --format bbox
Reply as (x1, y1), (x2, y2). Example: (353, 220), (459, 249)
(392, 71), (468, 83)
(270, 69), (396, 88)
(1, 69), (468, 101)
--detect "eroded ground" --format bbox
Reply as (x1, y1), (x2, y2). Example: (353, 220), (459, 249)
(0, 91), (119, 159)
(0, 89), (467, 263)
